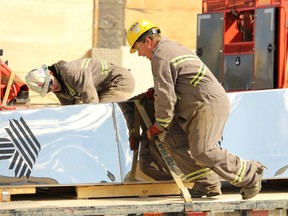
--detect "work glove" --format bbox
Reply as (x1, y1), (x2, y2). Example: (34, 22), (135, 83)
(147, 123), (166, 142)
(129, 128), (141, 150)
(139, 87), (155, 104)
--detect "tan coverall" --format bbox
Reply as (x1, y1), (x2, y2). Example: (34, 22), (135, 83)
(49, 58), (135, 105)
(119, 92), (172, 181)
(151, 38), (263, 192)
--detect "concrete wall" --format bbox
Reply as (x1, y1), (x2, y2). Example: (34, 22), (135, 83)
(0, 0), (201, 104)
(124, 1), (201, 49)
(1, 0), (94, 104)
(1, 0), (93, 70)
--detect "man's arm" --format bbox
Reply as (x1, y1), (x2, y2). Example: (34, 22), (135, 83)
(70, 66), (99, 104)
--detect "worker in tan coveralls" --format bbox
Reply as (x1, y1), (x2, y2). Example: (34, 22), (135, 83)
(120, 87), (173, 181)
(126, 19), (265, 199)
(25, 57), (135, 105)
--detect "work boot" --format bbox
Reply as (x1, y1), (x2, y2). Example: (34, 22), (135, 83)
(188, 187), (221, 198)
(240, 162), (266, 200)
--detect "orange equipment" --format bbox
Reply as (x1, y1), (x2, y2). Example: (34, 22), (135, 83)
(0, 49), (29, 109)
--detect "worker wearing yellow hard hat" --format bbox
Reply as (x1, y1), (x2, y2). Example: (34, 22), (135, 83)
(126, 19), (265, 200)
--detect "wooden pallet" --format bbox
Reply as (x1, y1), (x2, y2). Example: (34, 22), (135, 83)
(0, 181), (194, 202)
(0, 187), (36, 202)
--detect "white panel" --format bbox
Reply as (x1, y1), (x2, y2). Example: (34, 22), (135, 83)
(224, 89), (288, 179)
(0, 103), (132, 185)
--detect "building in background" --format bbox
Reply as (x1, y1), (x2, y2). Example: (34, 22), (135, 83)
(0, 0), (201, 103)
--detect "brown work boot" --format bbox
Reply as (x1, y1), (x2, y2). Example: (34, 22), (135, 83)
(240, 162), (266, 200)
(188, 187), (222, 198)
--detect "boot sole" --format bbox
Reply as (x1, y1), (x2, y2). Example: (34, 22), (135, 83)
(190, 190), (221, 198)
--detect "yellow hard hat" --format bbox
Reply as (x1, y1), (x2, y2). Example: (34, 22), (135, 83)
(127, 19), (158, 53)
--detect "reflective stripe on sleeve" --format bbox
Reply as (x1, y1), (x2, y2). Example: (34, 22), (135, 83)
(98, 59), (109, 75)
(81, 58), (91, 69)
(156, 117), (171, 128)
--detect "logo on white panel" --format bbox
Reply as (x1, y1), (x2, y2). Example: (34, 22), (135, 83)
(0, 117), (41, 178)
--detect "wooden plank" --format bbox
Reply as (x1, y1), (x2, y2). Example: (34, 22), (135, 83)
(0, 187), (35, 202)
(76, 181), (194, 199)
